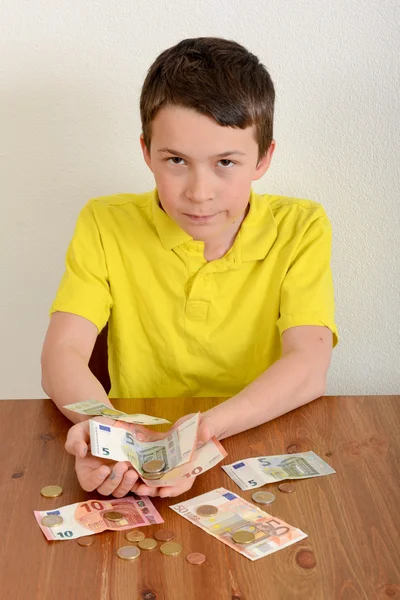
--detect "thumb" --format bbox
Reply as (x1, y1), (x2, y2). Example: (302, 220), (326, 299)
(65, 420), (90, 458)
(197, 416), (214, 444)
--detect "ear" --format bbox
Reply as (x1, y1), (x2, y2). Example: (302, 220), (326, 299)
(140, 134), (153, 171)
(252, 140), (276, 181)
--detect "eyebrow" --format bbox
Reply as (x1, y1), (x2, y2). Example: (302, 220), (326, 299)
(157, 147), (247, 159)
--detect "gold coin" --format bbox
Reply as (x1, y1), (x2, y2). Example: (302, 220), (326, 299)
(142, 459), (165, 474)
(40, 485), (63, 498)
(141, 472), (164, 480)
(138, 538), (158, 551)
(231, 530), (255, 545)
(41, 514), (63, 528)
(160, 542), (182, 556)
(125, 530), (145, 542)
(117, 545), (141, 560)
(77, 536), (95, 547)
(103, 510), (124, 521)
(196, 504), (218, 517)
(101, 408), (122, 416)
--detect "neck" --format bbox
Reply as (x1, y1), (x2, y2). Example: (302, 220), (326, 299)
(203, 204), (249, 261)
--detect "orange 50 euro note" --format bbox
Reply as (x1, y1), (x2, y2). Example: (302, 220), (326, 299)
(170, 488), (307, 561)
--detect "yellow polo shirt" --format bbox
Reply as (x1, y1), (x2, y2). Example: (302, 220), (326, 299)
(50, 188), (338, 398)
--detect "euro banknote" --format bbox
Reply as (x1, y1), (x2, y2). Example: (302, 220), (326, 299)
(64, 399), (171, 425)
(89, 413), (200, 476)
(140, 437), (228, 487)
(89, 417), (226, 487)
(222, 451), (336, 491)
(170, 488), (307, 561)
(35, 495), (163, 541)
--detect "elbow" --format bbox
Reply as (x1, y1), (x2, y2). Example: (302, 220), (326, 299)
(312, 372), (328, 399)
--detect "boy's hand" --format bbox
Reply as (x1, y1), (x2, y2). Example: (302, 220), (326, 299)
(129, 413), (217, 498)
(65, 412), (217, 499)
(65, 417), (145, 498)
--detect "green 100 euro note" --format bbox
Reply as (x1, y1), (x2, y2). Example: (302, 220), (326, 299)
(222, 451), (336, 491)
(170, 488), (307, 561)
(64, 399), (171, 425)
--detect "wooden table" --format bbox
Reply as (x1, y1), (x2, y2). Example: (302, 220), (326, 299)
(1, 396), (399, 600)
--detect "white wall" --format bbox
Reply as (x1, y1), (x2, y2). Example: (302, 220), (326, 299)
(1, 0), (399, 398)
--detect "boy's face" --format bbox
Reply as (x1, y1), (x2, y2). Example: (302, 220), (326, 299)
(140, 105), (275, 248)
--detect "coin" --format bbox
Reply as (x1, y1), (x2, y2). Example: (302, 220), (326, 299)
(117, 545), (141, 560)
(231, 530), (255, 544)
(41, 514), (63, 528)
(186, 552), (206, 565)
(141, 472), (164, 480)
(77, 536), (95, 547)
(103, 510), (124, 521)
(40, 485), (63, 498)
(125, 530), (145, 542)
(196, 505), (218, 517)
(138, 538), (158, 550)
(154, 529), (174, 542)
(252, 491), (276, 505)
(160, 542), (182, 556)
(142, 459), (165, 474)
(278, 482), (295, 493)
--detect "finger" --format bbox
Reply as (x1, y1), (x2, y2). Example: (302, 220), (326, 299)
(111, 469), (139, 498)
(77, 460), (112, 492)
(114, 421), (165, 442)
(133, 482), (160, 497)
(65, 422), (90, 457)
(96, 462), (130, 496)
(197, 418), (213, 444)
(158, 478), (195, 498)
(129, 480), (142, 495)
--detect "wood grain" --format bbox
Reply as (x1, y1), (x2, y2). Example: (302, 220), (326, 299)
(0, 396), (399, 600)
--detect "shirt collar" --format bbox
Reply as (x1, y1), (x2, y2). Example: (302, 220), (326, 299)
(151, 187), (277, 260)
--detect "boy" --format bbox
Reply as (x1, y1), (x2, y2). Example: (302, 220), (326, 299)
(41, 37), (338, 500)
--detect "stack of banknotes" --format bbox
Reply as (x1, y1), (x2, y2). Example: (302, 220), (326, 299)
(65, 400), (227, 487)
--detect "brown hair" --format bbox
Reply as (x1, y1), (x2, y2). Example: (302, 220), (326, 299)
(140, 37), (275, 166)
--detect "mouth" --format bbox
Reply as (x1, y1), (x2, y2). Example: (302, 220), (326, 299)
(183, 213), (218, 223)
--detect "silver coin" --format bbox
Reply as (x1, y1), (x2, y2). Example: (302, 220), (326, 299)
(252, 491), (276, 505)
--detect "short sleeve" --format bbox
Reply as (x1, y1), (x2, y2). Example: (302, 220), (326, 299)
(276, 211), (338, 347)
(49, 201), (113, 332)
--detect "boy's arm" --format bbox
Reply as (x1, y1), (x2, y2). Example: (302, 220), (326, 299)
(41, 311), (114, 423)
(203, 325), (333, 440)
(42, 311), (142, 497)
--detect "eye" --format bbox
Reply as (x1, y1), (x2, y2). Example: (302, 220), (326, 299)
(166, 157), (236, 167)
(167, 157), (185, 165)
(218, 159), (235, 168)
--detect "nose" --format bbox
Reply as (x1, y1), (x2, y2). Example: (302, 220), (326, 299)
(185, 170), (214, 204)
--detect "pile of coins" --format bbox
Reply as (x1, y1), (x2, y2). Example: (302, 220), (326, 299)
(117, 528), (195, 562)
(141, 459), (166, 480)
